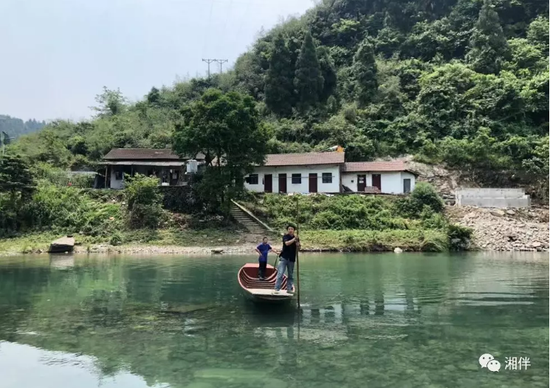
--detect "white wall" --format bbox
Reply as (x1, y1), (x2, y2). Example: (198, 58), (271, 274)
(245, 165), (341, 194)
(110, 168), (125, 189)
(341, 171), (416, 194)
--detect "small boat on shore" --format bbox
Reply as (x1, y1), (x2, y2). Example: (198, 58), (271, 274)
(237, 263), (295, 304)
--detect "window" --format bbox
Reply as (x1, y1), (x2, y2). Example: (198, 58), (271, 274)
(403, 178), (411, 194)
(291, 173), (301, 184)
(322, 173), (332, 184)
(115, 170), (123, 180)
(246, 174), (259, 185)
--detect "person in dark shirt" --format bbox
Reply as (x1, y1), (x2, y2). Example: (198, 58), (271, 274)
(255, 237), (277, 280)
(273, 225), (300, 294)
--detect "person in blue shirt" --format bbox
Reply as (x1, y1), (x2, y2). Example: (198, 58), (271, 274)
(255, 237), (277, 280)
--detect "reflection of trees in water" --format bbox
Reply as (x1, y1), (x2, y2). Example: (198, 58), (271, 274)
(0, 256), (548, 388)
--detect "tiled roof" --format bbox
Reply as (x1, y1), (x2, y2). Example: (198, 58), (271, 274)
(103, 148), (205, 161)
(343, 160), (413, 173)
(264, 152), (345, 167)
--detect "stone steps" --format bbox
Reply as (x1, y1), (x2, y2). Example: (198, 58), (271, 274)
(230, 206), (269, 234)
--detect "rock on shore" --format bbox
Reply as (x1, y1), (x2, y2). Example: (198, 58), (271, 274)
(447, 206), (549, 252)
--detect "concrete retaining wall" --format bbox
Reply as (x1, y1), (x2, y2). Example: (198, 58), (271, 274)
(455, 188), (531, 208)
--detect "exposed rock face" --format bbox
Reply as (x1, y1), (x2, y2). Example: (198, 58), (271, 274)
(446, 206), (549, 252)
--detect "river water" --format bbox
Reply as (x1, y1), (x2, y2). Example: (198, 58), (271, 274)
(0, 252), (547, 388)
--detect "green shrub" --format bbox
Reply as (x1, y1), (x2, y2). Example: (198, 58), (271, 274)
(0, 181), (123, 237)
(259, 193), (410, 231)
(396, 182), (444, 218)
(110, 231), (124, 246)
(447, 223), (473, 251)
(124, 174), (165, 229)
(32, 163), (94, 188)
(411, 182), (444, 212)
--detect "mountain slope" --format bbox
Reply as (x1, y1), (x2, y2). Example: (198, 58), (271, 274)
(0, 115), (46, 140)
(9, 0), (549, 199)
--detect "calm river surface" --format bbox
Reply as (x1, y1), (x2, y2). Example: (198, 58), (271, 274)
(0, 252), (547, 388)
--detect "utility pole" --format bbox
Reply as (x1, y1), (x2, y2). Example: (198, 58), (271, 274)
(202, 59), (216, 77)
(202, 59), (229, 76)
(214, 59), (228, 74)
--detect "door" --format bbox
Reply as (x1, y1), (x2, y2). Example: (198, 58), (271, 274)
(170, 170), (179, 186)
(372, 174), (381, 191)
(357, 174), (366, 192)
(278, 174), (287, 193)
(264, 174), (273, 193)
(309, 173), (318, 193)
(403, 178), (411, 194)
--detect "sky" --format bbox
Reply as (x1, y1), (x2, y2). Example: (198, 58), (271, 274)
(0, 0), (314, 122)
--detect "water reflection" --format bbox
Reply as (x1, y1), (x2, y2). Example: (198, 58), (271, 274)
(49, 255), (75, 270)
(0, 252), (547, 388)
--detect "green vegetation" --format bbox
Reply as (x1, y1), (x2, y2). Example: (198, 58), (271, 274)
(242, 183), (472, 252)
(173, 89), (269, 212)
(5, 0), (546, 201)
(0, 228), (241, 255)
(1, 0), (547, 252)
(0, 157), (240, 253)
(125, 174), (165, 229)
(301, 229), (449, 252)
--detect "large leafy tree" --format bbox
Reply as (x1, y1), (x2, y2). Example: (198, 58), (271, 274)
(91, 87), (128, 117)
(173, 89), (269, 212)
(294, 32), (324, 112)
(265, 34), (294, 117)
(466, 1), (510, 74)
(353, 37), (378, 105)
(0, 154), (35, 197)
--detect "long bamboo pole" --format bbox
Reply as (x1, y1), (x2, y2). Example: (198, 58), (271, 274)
(296, 195), (300, 309)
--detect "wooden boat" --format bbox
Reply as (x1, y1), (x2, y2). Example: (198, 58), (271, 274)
(237, 263), (295, 304)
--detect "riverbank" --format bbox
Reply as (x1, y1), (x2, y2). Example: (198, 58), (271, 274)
(0, 228), (449, 256)
(447, 206), (549, 252)
(1, 205), (547, 256)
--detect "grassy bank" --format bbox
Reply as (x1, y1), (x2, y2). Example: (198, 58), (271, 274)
(0, 228), (450, 255)
(0, 228), (244, 256)
(1, 169), (470, 255)
(300, 229), (448, 252)
(240, 186), (472, 252)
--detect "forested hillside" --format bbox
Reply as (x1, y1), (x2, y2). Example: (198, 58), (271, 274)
(9, 0), (549, 199)
(0, 115), (46, 139)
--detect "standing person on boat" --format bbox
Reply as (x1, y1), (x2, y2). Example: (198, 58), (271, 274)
(274, 225), (300, 294)
(255, 237), (277, 280)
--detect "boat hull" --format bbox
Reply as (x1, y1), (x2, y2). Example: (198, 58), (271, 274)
(238, 263), (295, 304)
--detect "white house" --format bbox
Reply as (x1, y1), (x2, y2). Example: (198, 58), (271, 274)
(244, 152), (417, 195)
(341, 161), (417, 194)
(244, 152), (345, 194)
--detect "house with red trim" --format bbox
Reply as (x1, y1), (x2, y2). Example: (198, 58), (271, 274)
(243, 152), (417, 195)
(101, 148), (417, 194)
(341, 160), (418, 194)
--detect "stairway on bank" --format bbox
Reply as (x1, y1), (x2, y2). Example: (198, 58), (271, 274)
(230, 201), (272, 235)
